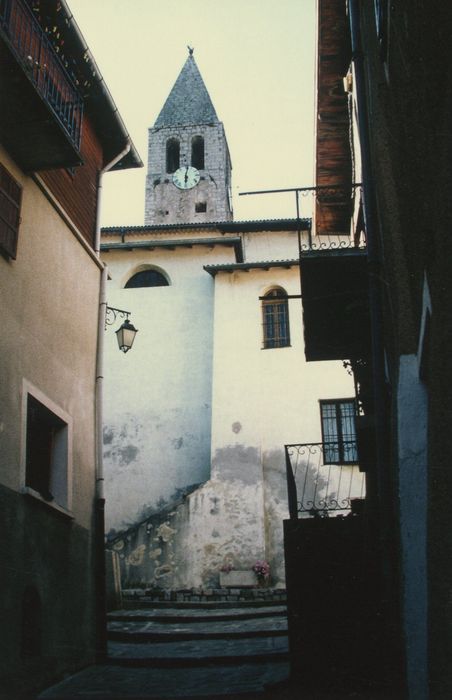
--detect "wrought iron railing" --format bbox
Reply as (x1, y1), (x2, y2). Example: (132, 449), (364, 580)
(285, 441), (365, 519)
(0, 0), (83, 149)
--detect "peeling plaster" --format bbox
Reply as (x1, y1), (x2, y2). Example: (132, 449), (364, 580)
(211, 444), (262, 485)
(172, 437), (184, 450)
(118, 444), (139, 465)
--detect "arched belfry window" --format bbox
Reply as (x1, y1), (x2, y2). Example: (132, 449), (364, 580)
(191, 135), (204, 170)
(125, 269), (169, 288)
(262, 288), (290, 348)
(166, 138), (180, 173)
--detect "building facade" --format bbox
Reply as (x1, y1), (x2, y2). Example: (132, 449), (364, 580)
(286, 1), (452, 696)
(101, 52), (357, 590)
(0, 0), (141, 695)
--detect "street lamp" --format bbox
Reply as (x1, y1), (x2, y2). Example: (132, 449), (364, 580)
(105, 306), (138, 353)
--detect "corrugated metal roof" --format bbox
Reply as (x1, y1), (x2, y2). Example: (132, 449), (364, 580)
(101, 218), (310, 235)
(101, 237), (244, 262)
(204, 259), (299, 276)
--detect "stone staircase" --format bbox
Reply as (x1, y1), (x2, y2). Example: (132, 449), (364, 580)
(108, 588), (289, 674)
(39, 588), (291, 698)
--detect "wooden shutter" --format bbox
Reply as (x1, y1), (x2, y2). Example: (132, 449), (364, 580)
(0, 163), (22, 259)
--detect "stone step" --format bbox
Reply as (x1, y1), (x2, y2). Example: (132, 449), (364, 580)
(107, 605), (287, 624)
(122, 597), (287, 610)
(121, 587), (287, 606)
(108, 635), (289, 667)
(108, 615), (288, 643)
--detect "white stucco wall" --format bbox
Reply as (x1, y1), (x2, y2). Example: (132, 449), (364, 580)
(0, 147), (100, 529)
(206, 265), (356, 583)
(102, 243), (237, 533)
(102, 225), (357, 587)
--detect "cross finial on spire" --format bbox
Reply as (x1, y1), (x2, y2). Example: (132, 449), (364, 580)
(187, 45), (194, 56)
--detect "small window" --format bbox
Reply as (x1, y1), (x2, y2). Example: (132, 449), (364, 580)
(191, 135), (204, 169)
(195, 202), (207, 213)
(0, 162), (22, 259)
(125, 269), (169, 288)
(262, 288), (290, 348)
(26, 394), (69, 507)
(166, 138), (180, 173)
(320, 399), (357, 464)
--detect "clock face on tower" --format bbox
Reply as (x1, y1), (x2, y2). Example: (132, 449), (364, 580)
(172, 165), (200, 190)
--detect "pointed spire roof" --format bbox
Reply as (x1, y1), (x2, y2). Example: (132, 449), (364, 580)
(154, 52), (219, 128)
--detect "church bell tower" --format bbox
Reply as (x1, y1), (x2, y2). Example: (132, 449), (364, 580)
(145, 50), (233, 225)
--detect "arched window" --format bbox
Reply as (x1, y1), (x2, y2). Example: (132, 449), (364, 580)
(125, 269), (169, 289)
(166, 138), (180, 173)
(191, 135), (204, 170)
(21, 586), (41, 657)
(262, 288), (290, 348)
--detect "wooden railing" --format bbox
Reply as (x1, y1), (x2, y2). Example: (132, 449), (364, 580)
(0, 0), (83, 148)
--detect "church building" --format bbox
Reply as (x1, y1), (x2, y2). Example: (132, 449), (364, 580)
(101, 51), (357, 590)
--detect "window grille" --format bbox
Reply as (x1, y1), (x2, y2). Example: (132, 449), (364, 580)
(0, 162), (22, 259)
(320, 399), (358, 464)
(262, 288), (290, 348)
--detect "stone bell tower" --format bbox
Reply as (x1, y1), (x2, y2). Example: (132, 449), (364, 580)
(144, 49), (233, 225)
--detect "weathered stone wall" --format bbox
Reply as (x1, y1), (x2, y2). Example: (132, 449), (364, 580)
(145, 123), (232, 225)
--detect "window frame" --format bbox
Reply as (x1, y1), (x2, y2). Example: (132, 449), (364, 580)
(0, 162), (22, 259)
(261, 288), (291, 349)
(320, 398), (358, 465)
(21, 380), (73, 516)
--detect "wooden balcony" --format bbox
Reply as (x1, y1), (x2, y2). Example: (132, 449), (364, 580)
(299, 240), (370, 362)
(0, 0), (83, 171)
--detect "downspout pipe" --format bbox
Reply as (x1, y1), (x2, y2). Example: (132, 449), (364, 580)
(95, 143), (131, 256)
(94, 142), (130, 660)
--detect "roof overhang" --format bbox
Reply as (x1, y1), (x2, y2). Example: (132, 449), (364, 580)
(301, 248), (370, 361)
(101, 236), (244, 262)
(315, 0), (352, 235)
(101, 218), (311, 236)
(204, 259), (299, 276)
(55, 0), (142, 170)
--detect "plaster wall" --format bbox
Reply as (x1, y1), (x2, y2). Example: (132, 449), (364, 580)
(102, 227), (356, 588)
(241, 230), (300, 261)
(209, 266), (356, 583)
(102, 243), (236, 534)
(0, 147), (99, 528)
(0, 146), (100, 688)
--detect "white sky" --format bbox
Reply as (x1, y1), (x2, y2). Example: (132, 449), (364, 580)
(67, 0), (317, 226)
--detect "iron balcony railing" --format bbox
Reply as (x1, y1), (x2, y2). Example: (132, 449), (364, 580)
(0, 0), (83, 149)
(285, 441), (365, 520)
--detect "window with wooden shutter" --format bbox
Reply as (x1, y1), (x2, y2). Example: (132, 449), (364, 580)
(0, 163), (22, 259)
